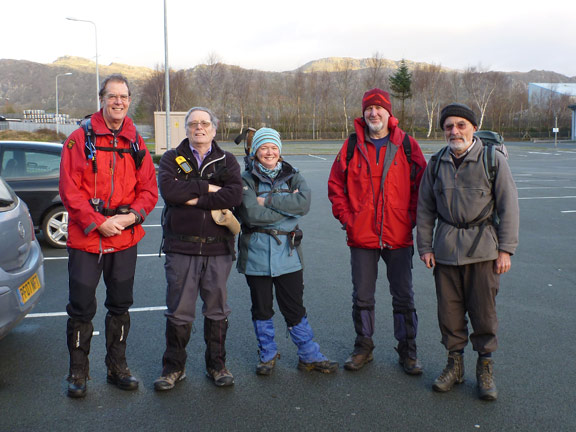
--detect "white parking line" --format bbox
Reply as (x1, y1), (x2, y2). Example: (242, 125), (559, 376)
(44, 253), (165, 261)
(561, 210), (576, 213)
(518, 196), (576, 200)
(517, 187), (576, 190)
(308, 154), (327, 160)
(26, 305), (167, 319)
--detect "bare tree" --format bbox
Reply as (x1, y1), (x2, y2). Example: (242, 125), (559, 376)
(462, 67), (505, 129)
(135, 66), (194, 123)
(227, 66), (254, 133)
(412, 63), (445, 137)
(195, 52), (224, 109)
(364, 51), (387, 89)
(333, 58), (355, 137)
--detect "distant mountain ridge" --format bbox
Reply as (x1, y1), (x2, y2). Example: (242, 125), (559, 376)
(0, 56), (574, 120)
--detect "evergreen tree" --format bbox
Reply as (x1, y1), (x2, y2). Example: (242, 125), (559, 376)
(389, 59), (412, 127)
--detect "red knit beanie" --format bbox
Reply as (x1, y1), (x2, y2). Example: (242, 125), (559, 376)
(362, 88), (392, 115)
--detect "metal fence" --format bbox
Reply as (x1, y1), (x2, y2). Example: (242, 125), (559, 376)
(1, 121), (153, 139)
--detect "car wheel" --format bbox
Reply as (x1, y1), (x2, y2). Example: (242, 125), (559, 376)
(41, 206), (68, 249)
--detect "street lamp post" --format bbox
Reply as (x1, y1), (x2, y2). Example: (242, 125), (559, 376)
(66, 17), (100, 111)
(164, 0), (171, 150)
(56, 73), (73, 136)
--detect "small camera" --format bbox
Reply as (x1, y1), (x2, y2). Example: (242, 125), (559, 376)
(89, 198), (104, 213)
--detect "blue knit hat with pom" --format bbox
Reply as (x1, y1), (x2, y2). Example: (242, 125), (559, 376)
(250, 127), (282, 156)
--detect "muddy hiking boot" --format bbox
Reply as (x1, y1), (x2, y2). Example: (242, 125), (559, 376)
(204, 318), (234, 387)
(256, 352), (280, 376)
(297, 359), (339, 373)
(253, 319), (280, 376)
(154, 370), (187, 391)
(476, 357), (498, 401)
(66, 319), (93, 398)
(344, 350), (374, 371)
(433, 352), (464, 392)
(288, 316), (338, 374)
(206, 367), (235, 386)
(105, 312), (138, 391)
(158, 320), (193, 391)
(395, 343), (423, 376)
(344, 336), (374, 371)
(67, 372), (88, 399)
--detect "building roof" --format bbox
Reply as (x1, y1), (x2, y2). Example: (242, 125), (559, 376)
(528, 83), (576, 97)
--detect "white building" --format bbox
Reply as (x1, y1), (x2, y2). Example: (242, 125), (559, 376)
(528, 83), (576, 103)
(528, 83), (576, 141)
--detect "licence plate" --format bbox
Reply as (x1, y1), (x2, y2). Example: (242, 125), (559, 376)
(18, 273), (41, 305)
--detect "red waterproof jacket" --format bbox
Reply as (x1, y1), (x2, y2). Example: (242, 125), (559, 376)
(59, 111), (158, 254)
(328, 116), (426, 249)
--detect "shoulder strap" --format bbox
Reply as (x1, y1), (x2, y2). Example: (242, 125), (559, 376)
(402, 133), (417, 182)
(482, 142), (497, 183)
(82, 118), (98, 173)
(346, 133), (357, 166)
(402, 133), (411, 165)
(431, 146), (449, 183)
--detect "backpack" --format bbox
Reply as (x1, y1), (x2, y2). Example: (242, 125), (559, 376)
(344, 132), (416, 183)
(81, 117), (145, 173)
(430, 130), (508, 183)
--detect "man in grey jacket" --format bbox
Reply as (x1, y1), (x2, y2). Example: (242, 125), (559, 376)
(416, 103), (519, 401)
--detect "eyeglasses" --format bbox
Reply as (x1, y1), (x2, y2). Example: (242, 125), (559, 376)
(444, 121), (470, 131)
(106, 94), (130, 102)
(187, 121), (212, 129)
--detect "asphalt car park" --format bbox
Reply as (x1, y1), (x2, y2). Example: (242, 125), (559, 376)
(0, 144), (575, 431)
(0, 141), (67, 248)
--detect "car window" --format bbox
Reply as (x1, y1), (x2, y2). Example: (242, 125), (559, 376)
(0, 177), (16, 210)
(1, 148), (60, 179)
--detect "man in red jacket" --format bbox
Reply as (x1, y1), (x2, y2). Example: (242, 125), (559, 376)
(59, 74), (158, 398)
(328, 88), (426, 375)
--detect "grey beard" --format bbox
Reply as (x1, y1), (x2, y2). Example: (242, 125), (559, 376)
(367, 121), (384, 134)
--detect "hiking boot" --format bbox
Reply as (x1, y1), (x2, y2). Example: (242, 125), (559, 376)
(399, 355), (423, 376)
(256, 353), (280, 376)
(395, 344), (423, 375)
(154, 370), (186, 391)
(476, 357), (498, 401)
(107, 368), (139, 391)
(433, 352), (464, 392)
(206, 368), (235, 387)
(67, 373), (88, 398)
(344, 351), (374, 371)
(297, 359), (339, 374)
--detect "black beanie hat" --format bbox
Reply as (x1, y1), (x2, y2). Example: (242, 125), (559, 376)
(439, 103), (478, 130)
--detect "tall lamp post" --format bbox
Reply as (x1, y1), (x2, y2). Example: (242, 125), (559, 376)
(66, 17), (100, 111)
(164, 0), (171, 150)
(56, 72), (73, 136)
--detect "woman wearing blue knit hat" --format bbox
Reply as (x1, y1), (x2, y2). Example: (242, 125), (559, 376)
(236, 127), (338, 375)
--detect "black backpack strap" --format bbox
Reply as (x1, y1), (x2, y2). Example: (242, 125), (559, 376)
(402, 133), (417, 183)
(346, 133), (357, 165)
(402, 133), (411, 165)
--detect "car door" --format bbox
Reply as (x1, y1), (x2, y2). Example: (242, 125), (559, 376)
(0, 143), (62, 227)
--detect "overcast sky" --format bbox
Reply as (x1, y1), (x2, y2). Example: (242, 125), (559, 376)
(3, 0), (575, 77)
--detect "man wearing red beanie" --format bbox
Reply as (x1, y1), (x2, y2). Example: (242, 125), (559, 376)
(328, 88), (427, 375)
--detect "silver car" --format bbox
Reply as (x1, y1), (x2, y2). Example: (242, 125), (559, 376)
(0, 176), (45, 340)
